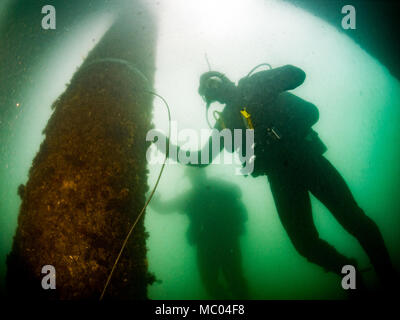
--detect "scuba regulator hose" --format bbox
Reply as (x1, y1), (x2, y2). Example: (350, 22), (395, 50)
(245, 62), (272, 78)
(205, 62), (272, 129)
(82, 59), (171, 301)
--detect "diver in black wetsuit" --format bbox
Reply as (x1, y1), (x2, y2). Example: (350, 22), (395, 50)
(154, 64), (397, 295)
(150, 167), (248, 299)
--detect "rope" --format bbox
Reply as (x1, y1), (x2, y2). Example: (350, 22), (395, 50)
(99, 91), (171, 300)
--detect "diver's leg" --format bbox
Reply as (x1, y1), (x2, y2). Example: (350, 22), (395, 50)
(197, 243), (225, 299)
(221, 239), (249, 299)
(305, 155), (396, 288)
(268, 173), (355, 275)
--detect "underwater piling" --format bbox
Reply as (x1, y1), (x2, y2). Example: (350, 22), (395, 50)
(6, 5), (156, 300)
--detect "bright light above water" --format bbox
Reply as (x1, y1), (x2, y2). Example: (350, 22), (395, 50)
(151, 0), (396, 149)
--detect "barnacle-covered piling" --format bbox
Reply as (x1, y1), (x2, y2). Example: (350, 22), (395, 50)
(6, 5), (156, 300)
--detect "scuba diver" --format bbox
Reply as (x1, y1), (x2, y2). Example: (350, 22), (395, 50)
(153, 63), (397, 296)
(150, 167), (249, 299)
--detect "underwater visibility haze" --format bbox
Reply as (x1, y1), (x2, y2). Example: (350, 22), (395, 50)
(0, 0), (399, 300)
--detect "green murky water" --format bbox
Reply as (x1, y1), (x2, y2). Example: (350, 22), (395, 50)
(0, 0), (399, 299)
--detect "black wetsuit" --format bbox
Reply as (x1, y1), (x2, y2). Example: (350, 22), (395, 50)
(218, 65), (395, 285)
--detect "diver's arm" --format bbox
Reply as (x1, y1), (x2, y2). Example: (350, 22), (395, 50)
(185, 129), (225, 167)
(152, 124), (225, 167)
